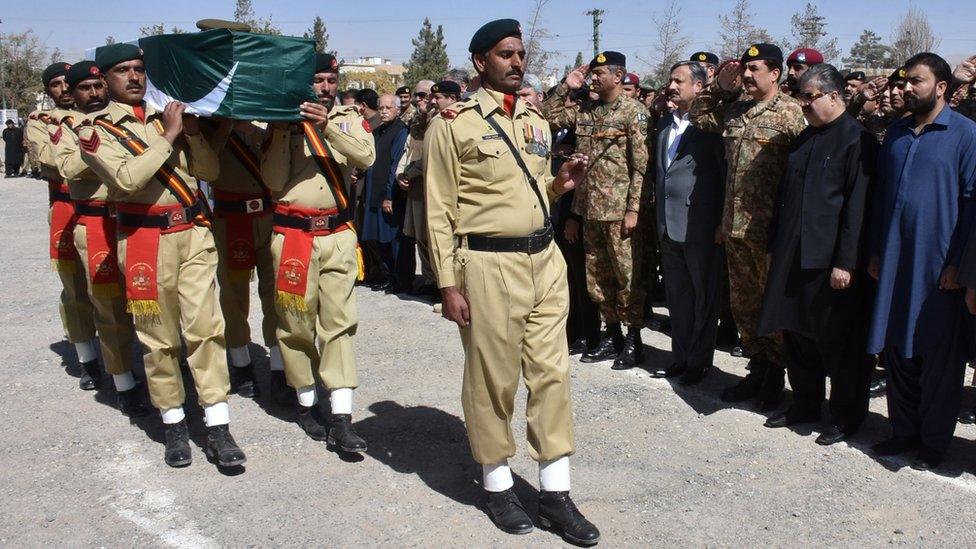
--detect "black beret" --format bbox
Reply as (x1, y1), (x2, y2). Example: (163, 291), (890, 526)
(42, 62), (71, 85)
(845, 71), (866, 82)
(888, 67), (907, 84)
(431, 80), (462, 96)
(590, 51), (626, 70)
(690, 51), (719, 65)
(740, 43), (783, 66)
(315, 52), (339, 74)
(395, 86), (410, 95)
(469, 18), (522, 54)
(66, 61), (103, 88)
(196, 18), (251, 31)
(96, 43), (143, 72)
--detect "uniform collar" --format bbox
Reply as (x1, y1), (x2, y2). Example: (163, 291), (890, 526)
(107, 100), (158, 124)
(476, 87), (528, 119)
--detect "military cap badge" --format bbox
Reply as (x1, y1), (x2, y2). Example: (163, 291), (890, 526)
(698, 53), (706, 61)
(748, 46), (759, 57)
(898, 68), (906, 78)
(596, 53), (606, 63)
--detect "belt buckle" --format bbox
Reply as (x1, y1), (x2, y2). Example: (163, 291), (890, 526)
(166, 208), (189, 227)
(245, 198), (264, 214)
(309, 214), (335, 231)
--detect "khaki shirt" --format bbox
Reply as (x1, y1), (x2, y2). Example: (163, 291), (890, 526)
(78, 101), (219, 205)
(205, 121), (267, 194)
(260, 105), (375, 210)
(51, 110), (109, 201)
(424, 87), (559, 288)
(25, 108), (71, 181)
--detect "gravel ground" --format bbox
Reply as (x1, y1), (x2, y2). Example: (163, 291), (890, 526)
(2, 176), (976, 547)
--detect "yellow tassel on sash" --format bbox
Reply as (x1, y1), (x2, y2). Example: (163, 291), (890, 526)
(276, 290), (308, 313)
(51, 259), (76, 273)
(127, 299), (162, 320)
(355, 245), (365, 282)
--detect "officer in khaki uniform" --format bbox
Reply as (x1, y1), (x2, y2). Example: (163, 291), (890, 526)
(425, 19), (599, 545)
(24, 62), (99, 388)
(51, 61), (149, 417)
(261, 53), (372, 453)
(79, 43), (245, 468)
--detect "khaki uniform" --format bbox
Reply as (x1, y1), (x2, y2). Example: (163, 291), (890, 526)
(25, 108), (96, 344)
(79, 101), (228, 411)
(205, 122), (277, 350)
(425, 88), (574, 465)
(691, 86), (805, 363)
(52, 110), (135, 376)
(542, 84), (650, 326)
(395, 124), (436, 285)
(260, 105), (375, 391)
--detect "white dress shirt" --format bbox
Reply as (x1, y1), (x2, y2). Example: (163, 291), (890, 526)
(665, 110), (691, 169)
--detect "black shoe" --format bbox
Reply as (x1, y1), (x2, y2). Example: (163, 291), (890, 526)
(651, 363), (685, 378)
(648, 315), (671, 334)
(205, 424), (247, 467)
(230, 363), (259, 398)
(815, 425), (849, 446)
(580, 325), (624, 363)
(758, 363), (785, 412)
(117, 386), (150, 418)
(79, 359), (102, 391)
(869, 377), (887, 398)
(328, 414), (367, 453)
(959, 407), (976, 424)
(764, 408), (819, 428)
(911, 447), (944, 471)
(871, 436), (920, 457)
(678, 365), (709, 385)
(568, 337), (590, 356)
(373, 281), (395, 292)
(720, 366), (764, 403)
(483, 489), (533, 535)
(270, 371), (296, 406)
(611, 327), (644, 370)
(163, 419), (192, 467)
(730, 346), (744, 357)
(538, 491), (601, 546)
(296, 405), (330, 441)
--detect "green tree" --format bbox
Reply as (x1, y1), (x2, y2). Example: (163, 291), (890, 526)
(0, 30), (46, 114)
(563, 51), (584, 77)
(403, 18), (449, 86)
(234, 0), (281, 35)
(783, 3), (839, 61)
(303, 16), (331, 54)
(843, 30), (891, 70)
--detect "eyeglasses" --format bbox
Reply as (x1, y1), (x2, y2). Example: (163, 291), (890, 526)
(414, 92), (428, 98)
(796, 91), (827, 104)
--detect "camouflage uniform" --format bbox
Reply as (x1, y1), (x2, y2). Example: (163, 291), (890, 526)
(690, 85), (805, 363)
(543, 83), (650, 326)
(956, 87), (976, 122)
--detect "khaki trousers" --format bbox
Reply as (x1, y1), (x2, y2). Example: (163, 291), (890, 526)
(272, 228), (358, 390)
(455, 241), (575, 465)
(50, 207), (96, 343)
(73, 222), (134, 375)
(213, 214), (278, 348)
(403, 193), (436, 284)
(117, 226), (229, 410)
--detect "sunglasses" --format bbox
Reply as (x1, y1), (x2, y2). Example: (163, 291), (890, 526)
(795, 91), (827, 104)
(414, 92), (428, 98)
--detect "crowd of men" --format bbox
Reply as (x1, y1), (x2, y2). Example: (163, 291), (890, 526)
(13, 14), (976, 545)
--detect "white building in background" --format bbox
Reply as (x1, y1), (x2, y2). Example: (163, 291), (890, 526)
(340, 57), (406, 90)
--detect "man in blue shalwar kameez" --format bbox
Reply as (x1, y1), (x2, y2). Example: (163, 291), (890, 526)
(867, 52), (976, 471)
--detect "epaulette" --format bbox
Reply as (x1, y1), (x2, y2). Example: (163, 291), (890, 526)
(439, 97), (477, 122)
(329, 104), (359, 119)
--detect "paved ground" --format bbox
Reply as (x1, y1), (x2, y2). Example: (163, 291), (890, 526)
(2, 176), (976, 547)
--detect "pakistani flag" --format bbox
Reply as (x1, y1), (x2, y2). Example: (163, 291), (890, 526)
(91, 29), (317, 121)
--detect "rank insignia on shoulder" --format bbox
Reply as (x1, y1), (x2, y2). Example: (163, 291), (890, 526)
(440, 109), (458, 120)
(362, 119), (372, 133)
(339, 121), (350, 134)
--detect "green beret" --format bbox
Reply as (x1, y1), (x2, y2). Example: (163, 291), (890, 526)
(96, 43), (143, 72)
(690, 51), (719, 65)
(590, 51), (626, 70)
(740, 43), (783, 66)
(42, 62), (71, 85)
(469, 18), (522, 54)
(315, 52), (339, 74)
(196, 18), (251, 32)
(65, 61), (103, 88)
(431, 80), (462, 96)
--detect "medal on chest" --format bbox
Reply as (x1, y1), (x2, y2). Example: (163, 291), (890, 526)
(523, 121), (549, 157)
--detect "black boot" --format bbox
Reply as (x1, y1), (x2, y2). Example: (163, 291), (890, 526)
(230, 363), (260, 398)
(163, 419), (192, 467)
(270, 370), (296, 406)
(117, 386), (150, 417)
(869, 376), (887, 398)
(205, 424), (247, 467)
(611, 326), (645, 370)
(79, 359), (102, 391)
(758, 361), (786, 411)
(720, 359), (767, 403)
(296, 405), (330, 441)
(568, 337), (590, 356)
(483, 489), (533, 535)
(538, 491), (601, 546)
(580, 323), (624, 363)
(328, 414), (367, 453)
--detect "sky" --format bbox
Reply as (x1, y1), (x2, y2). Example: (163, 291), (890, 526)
(4, 0), (975, 74)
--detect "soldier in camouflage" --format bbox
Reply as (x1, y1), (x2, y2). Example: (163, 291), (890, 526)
(952, 55), (976, 122)
(543, 50), (651, 370)
(690, 43), (806, 409)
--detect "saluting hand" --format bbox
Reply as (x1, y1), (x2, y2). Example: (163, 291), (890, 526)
(300, 101), (330, 129)
(565, 64), (590, 90)
(161, 101), (186, 144)
(953, 55), (976, 84)
(441, 286), (471, 328)
(716, 60), (743, 92)
(860, 77), (888, 102)
(553, 153), (589, 195)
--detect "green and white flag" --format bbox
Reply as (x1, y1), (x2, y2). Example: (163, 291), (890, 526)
(89, 29), (317, 121)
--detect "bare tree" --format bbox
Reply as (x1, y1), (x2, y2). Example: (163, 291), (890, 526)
(714, 0), (773, 61)
(234, 0), (281, 36)
(890, 7), (941, 65)
(523, 0), (557, 77)
(783, 3), (839, 61)
(649, 0), (691, 83)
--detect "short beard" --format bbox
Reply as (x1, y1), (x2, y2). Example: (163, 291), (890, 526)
(906, 92), (938, 115)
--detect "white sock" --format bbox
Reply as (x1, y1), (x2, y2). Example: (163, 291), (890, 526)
(539, 456), (571, 492)
(161, 406), (186, 425)
(330, 387), (353, 415)
(296, 385), (317, 407)
(75, 341), (97, 363)
(269, 345), (284, 371)
(483, 461), (514, 492)
(204, 401), (230, 427)
(228, 346), (251, 367)
(112, 372), (136, 392)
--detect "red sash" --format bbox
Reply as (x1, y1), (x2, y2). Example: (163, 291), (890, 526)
(76, 201), (121, 292)
(214, 189), (270, 272)
(273, 203), (351, 312)
(48, 181), (79, 271)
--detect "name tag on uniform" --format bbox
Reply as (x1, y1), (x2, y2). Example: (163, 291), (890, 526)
(482, 134), (502, 140)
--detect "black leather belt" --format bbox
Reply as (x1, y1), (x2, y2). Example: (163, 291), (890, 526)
(117, 203), (203, 229)
(273, 211), (349, 232)
(466, 225), (553, 254)
(75, 202), (112, 217)
(214, 196), (271, 214)
(49, 189), (72, 203)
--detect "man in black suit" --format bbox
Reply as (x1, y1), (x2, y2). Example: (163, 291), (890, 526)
(650, 61), (727, 384)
